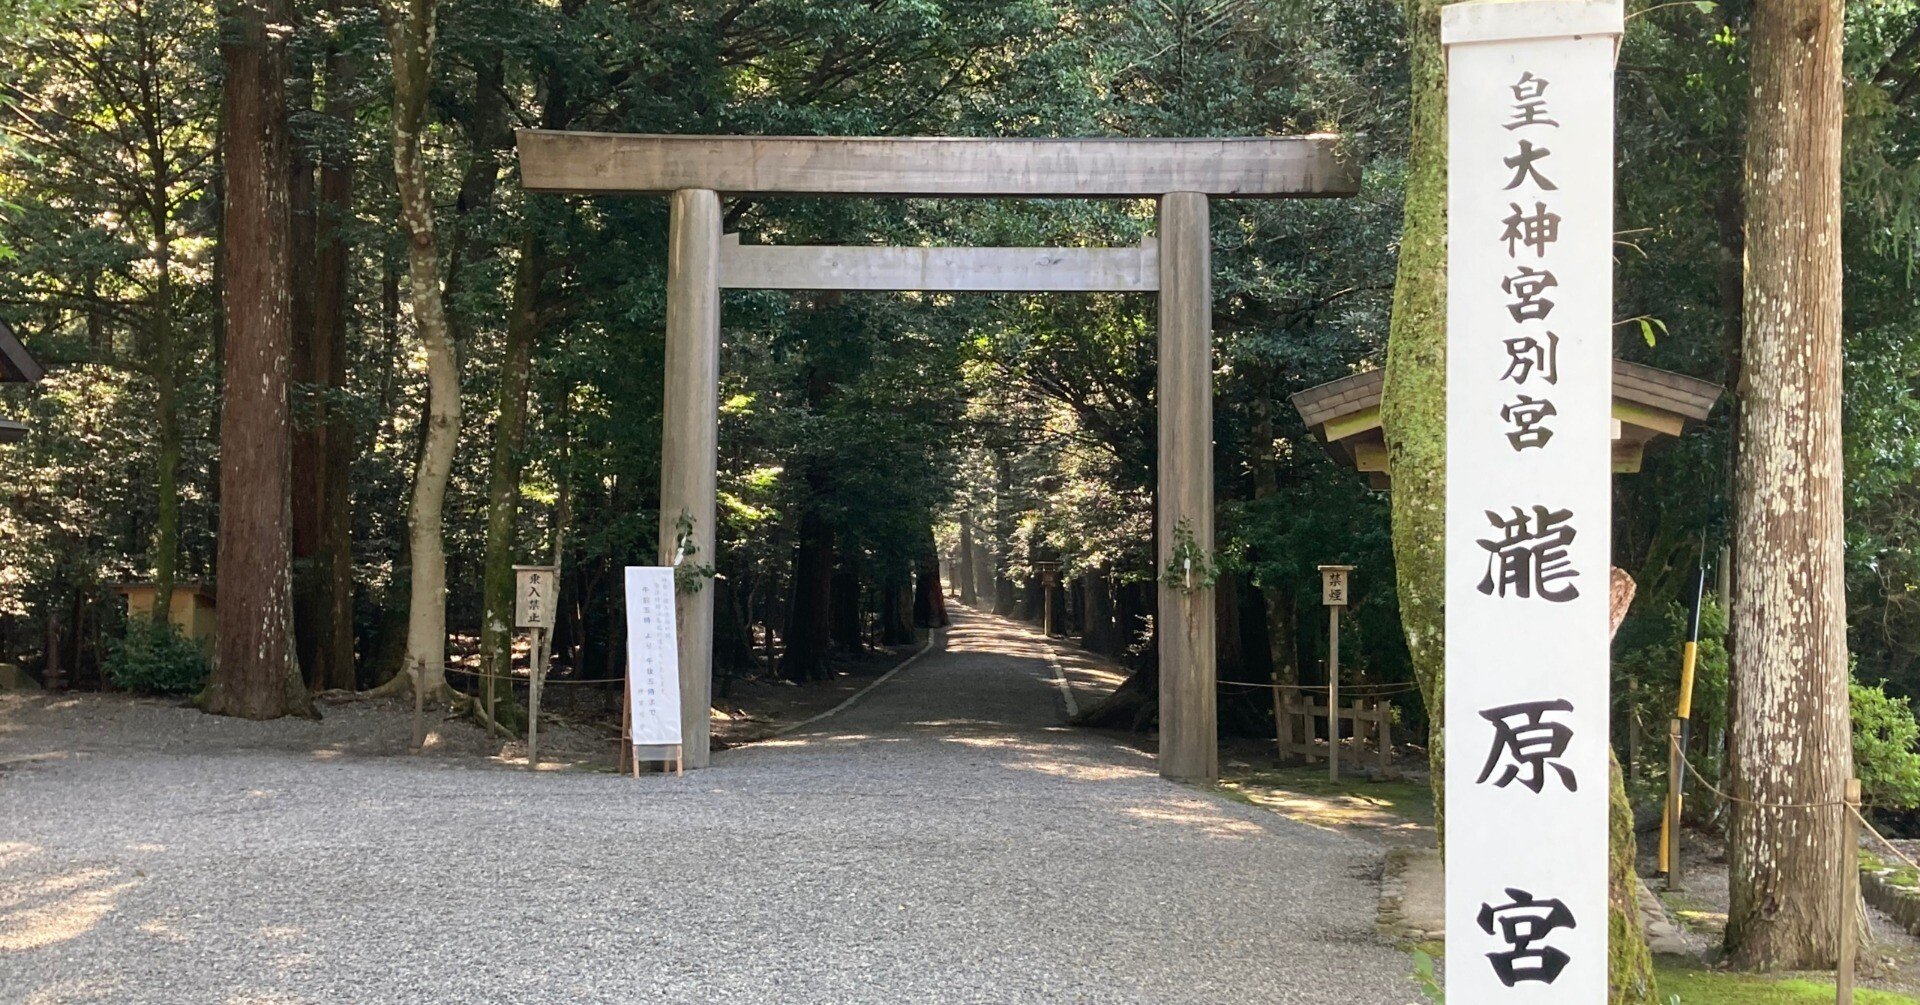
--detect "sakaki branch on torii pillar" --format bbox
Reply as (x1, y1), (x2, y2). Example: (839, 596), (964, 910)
(1442, 1), (1621, 1001)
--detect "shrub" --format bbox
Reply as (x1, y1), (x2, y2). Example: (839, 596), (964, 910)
(1853, 678), (1920, 810)
(104, 619), (211, 695)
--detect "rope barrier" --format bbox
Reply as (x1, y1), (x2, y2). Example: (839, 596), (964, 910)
(1674, 741), (1848, 810)
(1855, 808), (1920, 877)
(1215, 679), (1422, 695)
(447, 664), (626, 686)
(1221, 680), (1420, 695)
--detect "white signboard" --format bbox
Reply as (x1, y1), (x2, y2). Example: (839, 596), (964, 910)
(1443, 2), (1619, 1001)
(625, 566), (682, 746)
(514, 565), (558, 629)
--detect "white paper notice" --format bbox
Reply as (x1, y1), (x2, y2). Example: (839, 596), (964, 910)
(1442, 2), (1620, 1002)
(625, 566), (682, 746)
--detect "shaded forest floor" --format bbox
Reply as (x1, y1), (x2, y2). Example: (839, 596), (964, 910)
(0, 638), (932, 774)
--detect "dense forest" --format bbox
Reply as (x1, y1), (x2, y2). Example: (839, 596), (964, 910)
(2, 0), (1919, 849)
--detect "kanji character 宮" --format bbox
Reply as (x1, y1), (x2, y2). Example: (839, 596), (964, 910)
(1500, 395), (1558, 451)
(1501, 266), (1558, 322)
(1478, 888), (1576, 986)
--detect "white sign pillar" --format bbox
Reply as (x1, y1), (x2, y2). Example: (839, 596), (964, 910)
(625, 566), (684, 773)
(1443, 2), (1620, 1001)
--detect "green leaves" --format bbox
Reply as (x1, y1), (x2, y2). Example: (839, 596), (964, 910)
(1408, 948), (1443, 1002)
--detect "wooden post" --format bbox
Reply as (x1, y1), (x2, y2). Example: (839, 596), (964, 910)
(1292, 697), (1317, 764)
(617, 671), (631, 774)
(1155, 191), (1216, 784)
(526, 626), (546, 768)
(1376, 702), (1391, 774)
(1627, 676), (1641, 777)
(411, 658), (426, 753)
(1665, 717), (1684, 891)
(1328, 604), (1341, 782)
(1271, 676), (1289, 763)
(659, 188), (720, 770)
(483, 650), (496, 734)
(1839, 777), (1862, 1005)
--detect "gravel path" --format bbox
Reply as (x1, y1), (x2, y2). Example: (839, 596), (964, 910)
(0, 608), (1418, 1004)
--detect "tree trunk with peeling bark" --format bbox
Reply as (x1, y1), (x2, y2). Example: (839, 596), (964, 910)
(1724, 0), (1851, 971)
(378, 0), (460, 703)
(202, 0), (312, 720)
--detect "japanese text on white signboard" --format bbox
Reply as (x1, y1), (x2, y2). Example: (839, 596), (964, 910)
(625, 566), (682, 746)
(514, 566), (557, 629)
(1443, 2), (1620, 1001)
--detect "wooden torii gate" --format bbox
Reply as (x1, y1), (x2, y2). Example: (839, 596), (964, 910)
(515, 131), (1360, 780)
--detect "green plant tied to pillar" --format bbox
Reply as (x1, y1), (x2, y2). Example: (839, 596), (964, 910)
(671, 509), (717, 595)
(1159, 517), (1219, 592)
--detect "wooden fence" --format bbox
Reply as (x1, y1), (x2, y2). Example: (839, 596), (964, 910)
(1276, 695), (1393, 774)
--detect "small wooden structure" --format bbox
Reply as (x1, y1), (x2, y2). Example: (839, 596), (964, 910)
(115, 580), (217, 643)
(0, 319), (45, 443)
(1277, 692), (1393, 774)
(1290, 359), (1722, 488)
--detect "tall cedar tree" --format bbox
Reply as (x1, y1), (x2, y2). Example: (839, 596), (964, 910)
(1725, 0), (1853, 970)
(202, 0), (312, 719)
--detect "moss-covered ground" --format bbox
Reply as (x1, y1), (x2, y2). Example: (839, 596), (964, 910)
(1219, 764), (1434, 833)
(1656, 958), (1920, 1004)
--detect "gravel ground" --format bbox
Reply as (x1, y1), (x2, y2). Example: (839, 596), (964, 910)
(0, 608), (1418, 1004)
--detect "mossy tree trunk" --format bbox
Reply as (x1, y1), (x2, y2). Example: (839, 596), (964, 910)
(1609, 569), (1657, 1004)
(1382, 0), (1449, 835)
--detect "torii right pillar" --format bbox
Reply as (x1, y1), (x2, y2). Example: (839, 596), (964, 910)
(1156, 191), (1217, 783)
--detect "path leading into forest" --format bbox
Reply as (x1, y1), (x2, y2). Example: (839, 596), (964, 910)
(0, 607), (1418, 1004)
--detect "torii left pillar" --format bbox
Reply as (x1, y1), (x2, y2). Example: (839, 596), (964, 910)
(660, 188), (720, 769)
(1155, 191), (1218, 783)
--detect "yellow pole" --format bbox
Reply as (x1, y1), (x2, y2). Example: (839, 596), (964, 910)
(1663, 563), (1708, 889)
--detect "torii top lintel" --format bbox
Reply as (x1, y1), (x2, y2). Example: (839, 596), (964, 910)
(514, 130), (1361, 199)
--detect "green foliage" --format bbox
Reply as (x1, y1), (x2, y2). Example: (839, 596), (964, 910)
(1409, 948), (1442, 1002)
(1853, 677), (1920, 810)
(103, 619), (209, 695)
(669, 510), (717, 595)
(1160, 518), (1220, 593)
(1617, 595), (1731, 757)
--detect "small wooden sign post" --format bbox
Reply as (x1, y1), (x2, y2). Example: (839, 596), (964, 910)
(1320, 564), (1354, 781)
(514, 565), (558, 768)
(1036, 560), (1061, 637)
